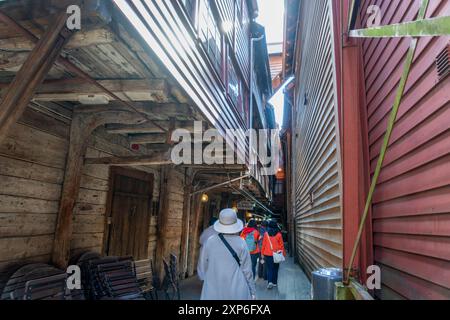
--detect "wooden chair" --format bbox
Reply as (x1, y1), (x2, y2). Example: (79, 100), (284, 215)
(97, 260), (144, 300)
(134, 259), (157, 300)
(24, 273), (68, 300)
(161, 254), (181, 300)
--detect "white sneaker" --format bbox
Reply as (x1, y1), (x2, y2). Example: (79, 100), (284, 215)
(273, 284), (278, 287)
(267, 283), (274, 289)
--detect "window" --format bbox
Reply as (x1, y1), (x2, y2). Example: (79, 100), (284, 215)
(227, 53), (239, 105)
(181, 0), (197, 23)
(227, 52), (244, 115)
(198, 0), (222, 74)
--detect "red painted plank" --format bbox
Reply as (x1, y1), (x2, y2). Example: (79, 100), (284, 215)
(374, 233), (450, 260)
(373, 186), (450, 219)
(374, 248), (450, 289)
(373, 213), (450, 237)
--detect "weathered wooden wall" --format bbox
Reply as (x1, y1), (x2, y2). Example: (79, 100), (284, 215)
(359, 0), (450, 300)
(0, 103), (167, 292)
(291, 0), (343, 278)
(162, 168), (186, 260)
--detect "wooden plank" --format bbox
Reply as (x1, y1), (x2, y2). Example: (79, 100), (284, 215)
(0, 194), (59, 214)
(106, 120), (195, 134)
(0, 27), (116, 51)
(0, 123), (68, 169)
(0, 174), (62, 201)
(73, 214), (105, 234)
(84, 151), (173, 166)
(0, 235), (54, 262)
(0, 155), (64, 184)
(0, 213), (57, 237)
(0, 12), (73, 143)
(29, 79), (169, 103)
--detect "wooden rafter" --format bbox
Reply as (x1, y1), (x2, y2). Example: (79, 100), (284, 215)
(0, 10), (168, 132)
(106, 120), (196, 134)
(0, 27), (116, 51)
(0, 78), (169, 103)
(0, 12), (73, 143)
(84, 151), (173, 166)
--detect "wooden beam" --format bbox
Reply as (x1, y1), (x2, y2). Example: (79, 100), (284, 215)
(128, 133), (168, 145)
(84, 151), (173, 166)
(0, 12), (73, 143)
(106, 120), (195, 134)
(179, 168), (193, 279)
(187, 193), (204, 277)
(0, 10), (166, 132)
(0, 51), (28, 71)
(0, 27), (116, 51)
(28, 78), (169, 103)
(75, 102), (193, 120)
(52, 109), (145, 269)
(155, 167), (170, 284)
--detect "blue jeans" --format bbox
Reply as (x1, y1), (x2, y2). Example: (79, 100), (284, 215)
(264, 255), (280, 285)
(250, 253), (259, 278)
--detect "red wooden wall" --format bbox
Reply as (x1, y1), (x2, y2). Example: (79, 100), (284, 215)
(359, 0), (450, 299)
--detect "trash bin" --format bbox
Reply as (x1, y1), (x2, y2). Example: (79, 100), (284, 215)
(311, 268), (342, 300)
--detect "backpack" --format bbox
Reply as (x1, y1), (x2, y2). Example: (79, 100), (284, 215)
(244, 231), (257, 252)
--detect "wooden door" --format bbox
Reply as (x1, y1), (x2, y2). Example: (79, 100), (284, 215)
(106, 168), (153, 260)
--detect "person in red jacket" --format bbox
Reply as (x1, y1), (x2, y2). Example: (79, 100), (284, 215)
(240, 219), (261, 278)
(261, 220), (286, 289)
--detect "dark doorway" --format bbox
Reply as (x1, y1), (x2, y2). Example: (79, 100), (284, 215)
(105, 167), (154, 260)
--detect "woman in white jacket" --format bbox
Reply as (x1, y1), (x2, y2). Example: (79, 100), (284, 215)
(197, 209), (256, 300)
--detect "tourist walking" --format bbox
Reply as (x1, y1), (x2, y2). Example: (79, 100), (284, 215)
(197, 217), (218, 279)
(261, 220), (286, 289)
(197, 209), (257, 300)
(258, 220), (268, 280)
(240, 219), (261, 278)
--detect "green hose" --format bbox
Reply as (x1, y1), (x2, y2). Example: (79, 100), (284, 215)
(344, 0), (430, 285)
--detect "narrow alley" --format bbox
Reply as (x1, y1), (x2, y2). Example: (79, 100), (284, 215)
(180, 258), (311, 301)
(0, 0), (448, 304)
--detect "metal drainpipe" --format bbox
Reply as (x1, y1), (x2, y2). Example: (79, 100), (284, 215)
(249, 34), (265, 176)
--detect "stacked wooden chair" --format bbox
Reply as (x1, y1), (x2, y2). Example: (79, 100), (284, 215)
(0, 252), (181, 301)
(0, 263), (80, 300)
(134, 259), (158, 300)
(161, 254), (181, 300)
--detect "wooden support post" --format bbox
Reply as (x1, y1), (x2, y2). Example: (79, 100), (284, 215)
(84, 151), (173, 166)
(0, 12), (73, 143)
(179, 168), (194, 279)
(155, 167), (170, 284)
(52, 109), (145, 268)
(187, 192), (204, 277)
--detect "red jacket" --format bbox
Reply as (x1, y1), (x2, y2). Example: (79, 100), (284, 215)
(261, 232), (286, 257)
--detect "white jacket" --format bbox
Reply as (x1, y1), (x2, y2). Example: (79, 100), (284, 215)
(197, 234), (256, 300)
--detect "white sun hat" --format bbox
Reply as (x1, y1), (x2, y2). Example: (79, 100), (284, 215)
(214, 208), (244, 234)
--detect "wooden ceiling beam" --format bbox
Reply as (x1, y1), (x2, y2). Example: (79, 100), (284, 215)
(0, 27), (116, 51)
(0, 12), (73, 143)
(75, 102), (193, 120)
(129, 133), (168, 145)
(85, 151), (173, 166)
(21, 78), (169, 103)
(106, 120), (196, 134)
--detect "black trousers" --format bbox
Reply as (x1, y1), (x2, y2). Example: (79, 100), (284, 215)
(264, 255), (280, 285)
